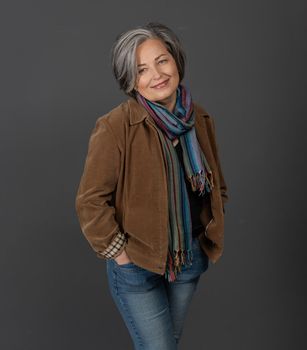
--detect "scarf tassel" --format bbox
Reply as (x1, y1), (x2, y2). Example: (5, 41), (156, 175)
(165, 249), (194, 282)
(189, 170), (214, 195)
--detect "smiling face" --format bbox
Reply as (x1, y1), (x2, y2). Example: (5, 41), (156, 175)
(134, 38), (180, 111)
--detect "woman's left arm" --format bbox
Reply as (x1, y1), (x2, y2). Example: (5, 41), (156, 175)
(210, 116), (229, 213)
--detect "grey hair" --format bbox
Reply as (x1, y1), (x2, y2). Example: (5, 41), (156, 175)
(110, 22), (186, 99)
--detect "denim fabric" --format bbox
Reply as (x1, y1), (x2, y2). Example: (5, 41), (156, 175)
(106, 235), (209, 349)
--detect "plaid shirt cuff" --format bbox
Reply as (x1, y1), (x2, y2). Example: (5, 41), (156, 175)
(98, 229), (128, 259)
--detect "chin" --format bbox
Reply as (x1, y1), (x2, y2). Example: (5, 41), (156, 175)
(152, 87), (177, 102)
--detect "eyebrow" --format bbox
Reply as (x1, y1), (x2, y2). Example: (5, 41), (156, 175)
(137, 54), (168, 67)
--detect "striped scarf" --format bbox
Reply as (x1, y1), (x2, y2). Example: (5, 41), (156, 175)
(136, 83), (214, 282)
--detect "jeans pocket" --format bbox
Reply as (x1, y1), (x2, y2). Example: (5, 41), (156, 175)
(112, 260), (160, 293)
(113, 259), (136, 268)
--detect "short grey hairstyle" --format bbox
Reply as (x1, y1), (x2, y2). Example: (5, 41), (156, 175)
(110, 22), (186, 100)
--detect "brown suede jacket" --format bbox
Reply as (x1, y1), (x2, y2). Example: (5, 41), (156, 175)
(75, 97), (229, 274)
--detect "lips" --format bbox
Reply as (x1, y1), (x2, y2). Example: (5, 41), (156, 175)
(152, 79), (169, 88)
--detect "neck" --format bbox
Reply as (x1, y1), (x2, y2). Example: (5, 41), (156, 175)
(156, 90), (177, 113)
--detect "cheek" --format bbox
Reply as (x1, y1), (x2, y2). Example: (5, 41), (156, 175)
(169, 63), (179, 78)
(137, 76), (150, 90)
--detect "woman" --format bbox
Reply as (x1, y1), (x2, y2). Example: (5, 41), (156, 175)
(76, 22), (229, 349)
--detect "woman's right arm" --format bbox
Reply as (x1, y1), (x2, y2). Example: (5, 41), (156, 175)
(75, 117), (128, 260)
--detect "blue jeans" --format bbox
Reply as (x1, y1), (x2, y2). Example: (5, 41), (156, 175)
(106, 236), (209, 349)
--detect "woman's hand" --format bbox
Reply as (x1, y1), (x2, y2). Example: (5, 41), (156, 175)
(114, 249), (132, 265)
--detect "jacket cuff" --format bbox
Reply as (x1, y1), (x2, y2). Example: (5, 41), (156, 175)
(97, 229), (128, 259)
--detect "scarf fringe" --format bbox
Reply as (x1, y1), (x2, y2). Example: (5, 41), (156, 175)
(165, 248), (193, 282)
(189, 170), (214, 195)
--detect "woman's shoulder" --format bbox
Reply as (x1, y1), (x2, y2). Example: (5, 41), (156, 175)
(193, 101), (215, 128)
(92, 98), (137, 149)
(95, 99), (131, 127)
(193, 101), (210, 118)
(193, 101), (218, 136)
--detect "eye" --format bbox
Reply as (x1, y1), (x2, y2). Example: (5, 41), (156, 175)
(159, 59), (168, 64)
(138, 68), (146, 74)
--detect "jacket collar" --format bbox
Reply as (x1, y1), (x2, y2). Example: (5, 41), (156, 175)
(128, 98), (148, 125)
(127, 96), (209, 126)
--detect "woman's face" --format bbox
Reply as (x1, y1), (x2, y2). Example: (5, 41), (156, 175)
(134, 38), (180, 110)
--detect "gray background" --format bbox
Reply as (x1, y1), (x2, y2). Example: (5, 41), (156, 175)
(1, 0), (306, 349)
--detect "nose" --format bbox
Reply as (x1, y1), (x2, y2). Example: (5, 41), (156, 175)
(151, 65), (162, 80)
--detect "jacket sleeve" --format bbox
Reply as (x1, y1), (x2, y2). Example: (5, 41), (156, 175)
(210, 116), (229, 213)
(75, 117), (128, 259)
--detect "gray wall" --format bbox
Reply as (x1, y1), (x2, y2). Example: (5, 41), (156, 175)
(1, 0), (306, 349)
